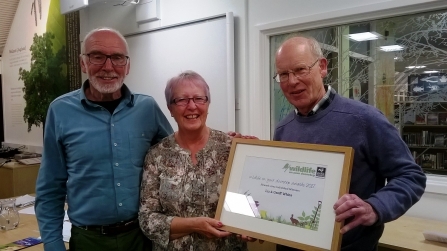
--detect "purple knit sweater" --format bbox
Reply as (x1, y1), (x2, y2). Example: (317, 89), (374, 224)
(274, 93), (426, 251)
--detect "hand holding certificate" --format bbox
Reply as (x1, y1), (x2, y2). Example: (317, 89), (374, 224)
(215, 138), (354, 251)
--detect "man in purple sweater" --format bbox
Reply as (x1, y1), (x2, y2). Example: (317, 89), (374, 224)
(274, 36), (426, 251)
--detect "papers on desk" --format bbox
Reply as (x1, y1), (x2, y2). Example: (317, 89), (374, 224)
(17, 207), (72, 243)
(423, 230), (447, 244)
(63, 222), (72, 242)
(18, 206), (35, 215)
(15, 194), (35, 208)
(0, 237), (42, 250)
(17, 157), (41, 165)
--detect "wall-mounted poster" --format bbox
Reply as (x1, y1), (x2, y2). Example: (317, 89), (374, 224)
(1, 0), (80, 149)
(408, 73), (447, 99)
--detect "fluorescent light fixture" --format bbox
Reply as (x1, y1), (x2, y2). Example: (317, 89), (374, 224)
(423, 70), (439, 73)
(379, 45), (404, 52)
(348, 32), (381, 41)
(406, 65), (426, 69)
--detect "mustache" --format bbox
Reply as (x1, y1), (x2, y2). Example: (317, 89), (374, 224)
(96, 74), (119, 78)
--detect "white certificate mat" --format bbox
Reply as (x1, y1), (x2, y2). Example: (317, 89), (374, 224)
(215, 139), (353, 251)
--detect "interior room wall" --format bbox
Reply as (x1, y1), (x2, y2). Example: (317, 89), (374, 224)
(79, 0), (248, 133)
(74, 0), (447, 221)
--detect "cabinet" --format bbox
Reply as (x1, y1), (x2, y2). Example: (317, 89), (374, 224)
(0, 162), (40, 199)
(395, 101), (447, 175)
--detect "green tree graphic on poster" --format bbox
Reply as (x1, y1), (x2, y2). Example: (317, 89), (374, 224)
(18, 0), (68, 132)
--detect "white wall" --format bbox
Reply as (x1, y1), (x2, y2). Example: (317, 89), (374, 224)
(79, 0), (447, 221)
(79, 0), (248, 132)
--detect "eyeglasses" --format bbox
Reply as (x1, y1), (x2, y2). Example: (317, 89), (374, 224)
(83, 53), (129, 66)
(170, 96), (209, 106)
(273, 59), (320, 83)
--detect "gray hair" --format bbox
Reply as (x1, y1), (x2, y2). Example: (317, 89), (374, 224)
(81, 27), (129, 54)
(165, 70), (211, 106)
(279, 35), (324, 59)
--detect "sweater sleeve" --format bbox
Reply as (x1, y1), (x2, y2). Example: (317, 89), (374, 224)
(363, 109), (426, 223)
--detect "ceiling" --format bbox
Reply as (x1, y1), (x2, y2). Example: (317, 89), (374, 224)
(0, 0), (20, 56)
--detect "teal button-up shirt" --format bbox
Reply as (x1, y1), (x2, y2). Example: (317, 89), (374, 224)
(35, 81), (173, 251)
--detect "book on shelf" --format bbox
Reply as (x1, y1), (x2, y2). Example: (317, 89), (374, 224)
(433, 134), (446, 147)
(415, 113), (427, 125)
(427, 112), (439, 125)
(421, 154), (433, 168)
(419, 153), (446, 169)
(439, 112), (447, 125)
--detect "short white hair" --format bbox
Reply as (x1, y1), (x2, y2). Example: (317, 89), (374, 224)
(81, 27), (129, 54)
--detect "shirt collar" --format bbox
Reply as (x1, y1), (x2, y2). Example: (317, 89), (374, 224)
(80, 80), (134, 107)
(295, 85), (334, 116)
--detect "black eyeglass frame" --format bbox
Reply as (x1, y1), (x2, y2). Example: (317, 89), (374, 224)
(170, 96), (209, 106)
(273, 58), (320, 83)
(83, 53), (130, 66)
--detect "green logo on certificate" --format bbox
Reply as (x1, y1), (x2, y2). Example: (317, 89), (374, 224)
(282, 163), (317, 176)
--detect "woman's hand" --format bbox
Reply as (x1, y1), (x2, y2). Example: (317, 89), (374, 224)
(227, 131), (259, 139)
(170, 217), (231, 240)
(236, 234), (264, 243)
(191, 217), (232, 239)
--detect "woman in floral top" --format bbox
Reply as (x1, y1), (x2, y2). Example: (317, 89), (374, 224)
(139, 71), (247, 251)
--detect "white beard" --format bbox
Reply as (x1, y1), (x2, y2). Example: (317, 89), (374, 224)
(89, 75), (123, 94)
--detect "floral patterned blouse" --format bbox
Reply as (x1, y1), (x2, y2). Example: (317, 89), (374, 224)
(139, 129), (247, 251)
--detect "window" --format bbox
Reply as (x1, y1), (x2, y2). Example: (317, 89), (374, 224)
(270, 9), (447, 176)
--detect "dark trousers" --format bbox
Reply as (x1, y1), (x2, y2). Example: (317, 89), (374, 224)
(69, 226), (152, 251)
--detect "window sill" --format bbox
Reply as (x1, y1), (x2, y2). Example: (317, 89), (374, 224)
(426, 174), (447, 195)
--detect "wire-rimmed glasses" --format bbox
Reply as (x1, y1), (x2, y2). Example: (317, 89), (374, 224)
(170, 96), (209, 106)
(273, 59), (320, 83)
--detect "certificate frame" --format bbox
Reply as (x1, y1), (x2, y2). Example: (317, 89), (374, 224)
(215, 139), (354, 251)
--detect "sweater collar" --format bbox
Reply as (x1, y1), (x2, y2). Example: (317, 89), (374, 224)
(295, 85), (335, 117)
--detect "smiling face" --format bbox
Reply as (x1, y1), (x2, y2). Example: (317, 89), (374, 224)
(168, 79), (209, 134)
(80, 30), (130, 99)
(275, 38), (328, 115)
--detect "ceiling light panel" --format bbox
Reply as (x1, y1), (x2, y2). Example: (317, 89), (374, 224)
(379, 45), (404, 52)
(348, 32), (381, 41)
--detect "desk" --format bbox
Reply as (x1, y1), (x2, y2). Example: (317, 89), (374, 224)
(0, 162), (40, 199)
(0, 214), (43, 251)
(247, 216), (447, 251)
(380, 216), (447, 251)
(1, 215), (445, 251)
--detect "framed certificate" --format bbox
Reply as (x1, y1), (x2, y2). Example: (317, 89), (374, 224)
(215, 138), (354, 251)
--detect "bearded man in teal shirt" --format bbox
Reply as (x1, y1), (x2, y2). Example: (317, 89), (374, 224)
(35, 27), (173, 251)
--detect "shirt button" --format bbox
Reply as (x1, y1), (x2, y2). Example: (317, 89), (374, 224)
(117, 183), (121, 186)
(115, 163), (119, 166)
(114, 143), (117, 146)
(119, 203), (122, 206)
(111, 123), (115, 127)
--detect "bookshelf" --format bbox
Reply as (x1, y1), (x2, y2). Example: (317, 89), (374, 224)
(395, 101), (447, 174)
